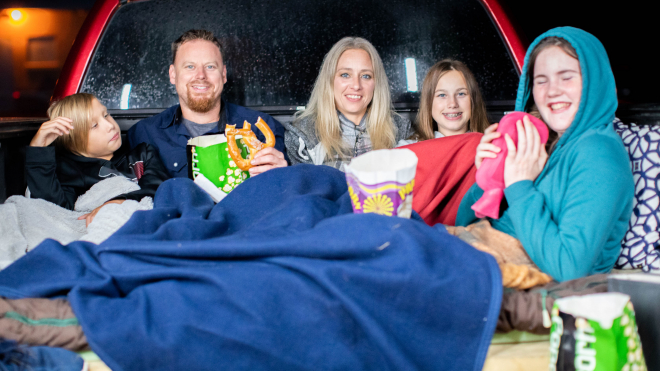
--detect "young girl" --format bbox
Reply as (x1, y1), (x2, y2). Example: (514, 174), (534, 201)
(284, 37), (412, 171)
(401, 59), (489, 145)
(26, 93), (170, 225)
(457, 27), (634, 282)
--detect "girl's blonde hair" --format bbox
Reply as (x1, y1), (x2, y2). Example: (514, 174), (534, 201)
(47, 93), (95, 155)
(413, 59), (489, 141)
(295, 37), (396, 159)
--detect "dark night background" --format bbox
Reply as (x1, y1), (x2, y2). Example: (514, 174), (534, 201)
(0, 0), (93, 7)
(499, 0), (659, 105)
(0, 0), (657, 116)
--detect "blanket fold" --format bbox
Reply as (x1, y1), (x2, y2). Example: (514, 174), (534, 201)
(0, 297), (88, 351)
(446, 220), (553, 289)
(0, 165), (502, 371)
(402, 133), (481, 226)
(497, 274), (608, 334)
(0, 176), (153, 269)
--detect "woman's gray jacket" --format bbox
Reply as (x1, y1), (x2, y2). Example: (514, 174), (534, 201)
(283, 113), (412, 171)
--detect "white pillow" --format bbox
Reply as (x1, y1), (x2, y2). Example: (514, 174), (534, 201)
(614, 119), (660, 272)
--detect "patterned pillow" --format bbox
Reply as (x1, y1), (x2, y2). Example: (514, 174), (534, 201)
(613, 119), (660, 272)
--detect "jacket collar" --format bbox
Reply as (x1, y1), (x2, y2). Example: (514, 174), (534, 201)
(338, 111), (367, 133)
(60, 141), (131, 166)
(161, 99), (227, 132)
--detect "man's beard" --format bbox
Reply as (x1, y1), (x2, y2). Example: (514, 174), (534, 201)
(186, 83), (219, 113)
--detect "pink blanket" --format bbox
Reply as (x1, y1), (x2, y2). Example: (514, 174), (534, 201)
(472, 112), (549, 219)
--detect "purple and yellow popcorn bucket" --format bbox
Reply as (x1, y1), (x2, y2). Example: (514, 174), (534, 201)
(345, 149), (418, 218)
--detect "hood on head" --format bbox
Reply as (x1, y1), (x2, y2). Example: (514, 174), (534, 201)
(514, 27), (617, 146)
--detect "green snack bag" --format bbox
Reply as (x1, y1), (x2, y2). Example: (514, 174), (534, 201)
(549, 293), (647, 371)
(187, 134), (250, 195)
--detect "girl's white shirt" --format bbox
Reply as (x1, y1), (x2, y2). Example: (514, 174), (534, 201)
(396, 131), (445, 147)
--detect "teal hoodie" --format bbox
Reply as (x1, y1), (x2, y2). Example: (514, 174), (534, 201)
(456, 27), (634, 282)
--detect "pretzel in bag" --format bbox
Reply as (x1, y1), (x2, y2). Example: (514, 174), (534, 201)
(225, 117), (276, 171)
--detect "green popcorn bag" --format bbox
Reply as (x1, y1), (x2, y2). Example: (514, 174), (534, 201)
(187, 134), (250, 195)
(549, 293), (647, 371)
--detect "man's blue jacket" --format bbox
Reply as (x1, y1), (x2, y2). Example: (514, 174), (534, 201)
(128, 101), (287, 178)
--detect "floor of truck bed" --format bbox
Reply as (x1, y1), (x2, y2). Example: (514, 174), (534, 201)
(484, 342), (549, 370)
(80, 332), (551, 371)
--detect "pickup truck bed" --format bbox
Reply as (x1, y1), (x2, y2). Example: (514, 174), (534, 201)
(1, 0), (526, 201)
(1, 1), (659, 369)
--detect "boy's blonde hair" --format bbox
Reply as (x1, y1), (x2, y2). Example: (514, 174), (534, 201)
(47, 93), (95, 155)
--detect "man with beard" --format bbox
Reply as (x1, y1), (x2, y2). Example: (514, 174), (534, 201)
(128, 29), (287, 178)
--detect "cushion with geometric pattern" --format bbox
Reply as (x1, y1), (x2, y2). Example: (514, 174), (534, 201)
(613, 119), (660, 272)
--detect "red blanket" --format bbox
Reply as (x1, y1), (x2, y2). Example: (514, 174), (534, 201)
(402, 133), (482, 226)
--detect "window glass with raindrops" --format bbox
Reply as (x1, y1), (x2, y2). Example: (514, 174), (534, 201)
(81, 0), (519, 112)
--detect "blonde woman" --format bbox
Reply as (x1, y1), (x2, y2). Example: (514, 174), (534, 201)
(284, 37), (411, 170)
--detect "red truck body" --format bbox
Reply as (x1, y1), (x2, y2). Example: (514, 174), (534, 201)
(53, 0), (119, 100)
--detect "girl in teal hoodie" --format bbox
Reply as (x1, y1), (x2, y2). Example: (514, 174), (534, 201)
(456, 27), (634, 282)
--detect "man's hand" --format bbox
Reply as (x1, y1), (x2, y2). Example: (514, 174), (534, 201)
(249, 147), (287, 176)
(30, 117), (74, 147)
(503, 115), (548, 187)
(78, 199), (126, 227)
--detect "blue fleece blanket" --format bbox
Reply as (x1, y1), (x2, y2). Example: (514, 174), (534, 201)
(0, 165), (501, 371)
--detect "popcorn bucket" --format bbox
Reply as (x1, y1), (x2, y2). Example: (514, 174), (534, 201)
(187, 134), (250, 195)
(549, 293), (647, 371)
(344, 149), (418, 218)
(608, 274), (660, 371)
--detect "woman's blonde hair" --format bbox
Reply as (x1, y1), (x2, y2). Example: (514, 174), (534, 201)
(295, 37), (396, 159)
(47, 93), (95, 155)
(413, 59), (489, 141)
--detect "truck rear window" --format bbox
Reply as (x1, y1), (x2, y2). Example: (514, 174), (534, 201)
(81, 0), (519, 110)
